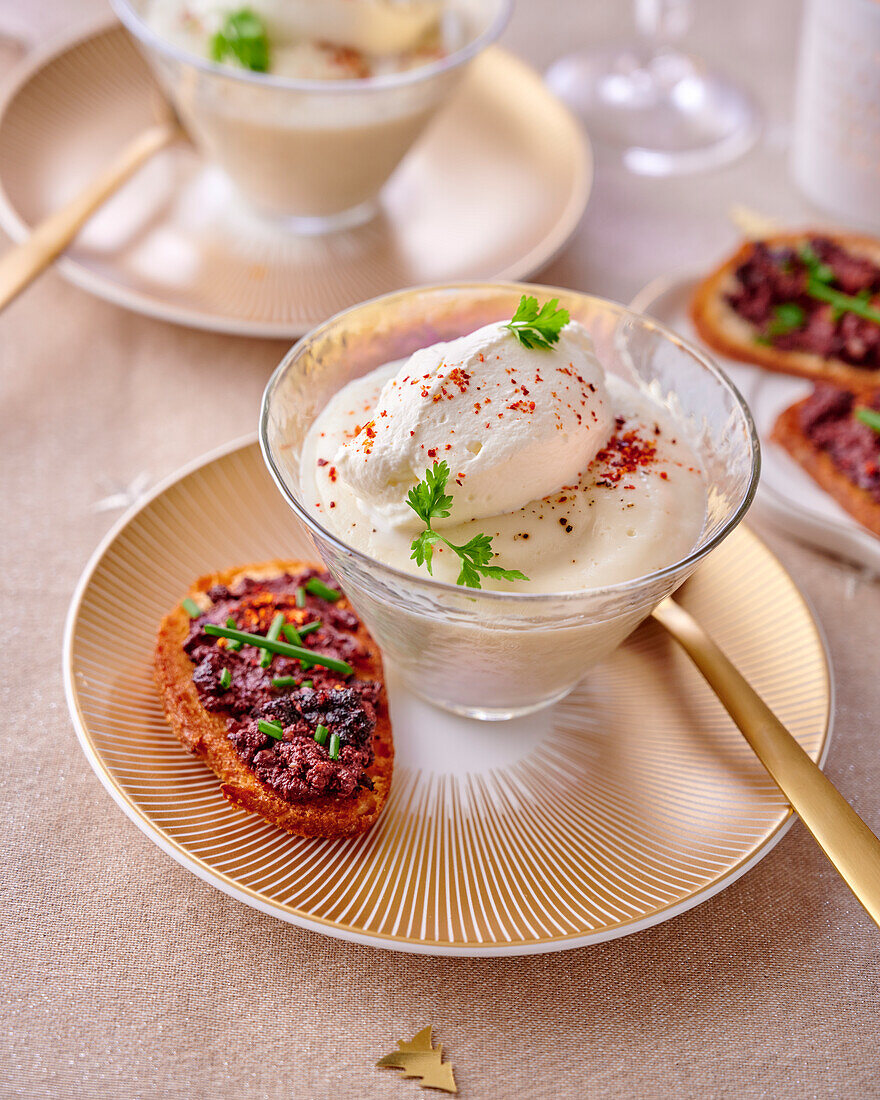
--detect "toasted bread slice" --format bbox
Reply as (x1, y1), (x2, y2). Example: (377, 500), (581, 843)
(691, 231), (880, 390)
(772, 401), (880, 538)
(154, 559), (393, 838)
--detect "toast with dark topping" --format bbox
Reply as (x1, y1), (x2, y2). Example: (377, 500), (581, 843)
(691, 232), (880, 390)
(154, 559), (393, 838)
(771, 385), (880, 538)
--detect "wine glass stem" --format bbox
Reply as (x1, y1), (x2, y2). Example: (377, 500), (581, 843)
(634, 0), (692, 44)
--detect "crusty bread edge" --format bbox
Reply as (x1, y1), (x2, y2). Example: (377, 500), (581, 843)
(690, 231), (880, 391)
(771, 402), (880, 539)
(154, 559), (393, 839)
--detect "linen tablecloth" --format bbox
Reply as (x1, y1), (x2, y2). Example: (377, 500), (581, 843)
(3, 1), (880, 1096)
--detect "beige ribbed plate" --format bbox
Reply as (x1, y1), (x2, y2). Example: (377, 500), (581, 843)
(0, 22), (590, 338)
(64, 439), (832, 956)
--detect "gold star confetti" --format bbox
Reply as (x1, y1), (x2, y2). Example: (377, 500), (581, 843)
(377, 1026), (457, 1094)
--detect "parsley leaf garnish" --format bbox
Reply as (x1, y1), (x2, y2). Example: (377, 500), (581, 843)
(504, 295), (570, 349)
(210, 9), (270, 72)
(406, 461), (529, 589)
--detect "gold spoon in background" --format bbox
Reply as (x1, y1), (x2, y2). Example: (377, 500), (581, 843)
(654, 597), (880, 929)
(0, 103), (180, 312)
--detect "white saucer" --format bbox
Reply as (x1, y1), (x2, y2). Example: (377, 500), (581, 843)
(631, 272), (880, 574)
(0, 21), (592, 338)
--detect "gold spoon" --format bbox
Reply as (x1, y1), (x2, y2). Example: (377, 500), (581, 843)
(653, 596), (880, 929)
(0, 111), (180, 312)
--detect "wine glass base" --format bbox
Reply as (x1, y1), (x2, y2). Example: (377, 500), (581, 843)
(546, 45), (759, 176)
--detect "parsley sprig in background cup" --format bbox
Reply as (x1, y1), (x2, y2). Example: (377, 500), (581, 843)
(261, 283), (759, 720)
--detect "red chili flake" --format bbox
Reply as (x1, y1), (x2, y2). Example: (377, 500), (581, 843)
(380, 409), (388, 417)
(329, 501), (336, 508)
(478, 353), (485, 362)
(445, 443), (452, 451)
(427, 448), (438, 458)
(521, 385), (529, 396)
(328, 466), (338, 482)
(659, 471), (668, 480)
(410, 430), (415, 436)
(474, 402), (482, 413)
(594, 429), (658, 486)
(316, 458), (329, 467)
(506, 400), (535, 414)
(447, 367), (471, 393)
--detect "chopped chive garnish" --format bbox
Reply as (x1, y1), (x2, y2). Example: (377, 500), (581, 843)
(258, 718), (283, 740)
(297, 620), (322, 638)
(305, 578), (341, 602)
(220, 668), (232, 689)
(203, 623), (353, 674)
(260, 611), (285, 668)
(301, 679), (313, 689)
(225, 617), (242, 651)
(182, 598), (202, 618)
(856, 406), (880, 434)
(295, 586), (306, 608)
(314, 723), (329, 746)
(281, 622), (302, 646)
(328, 732), (340, 760)
(272, 675), (298, 688)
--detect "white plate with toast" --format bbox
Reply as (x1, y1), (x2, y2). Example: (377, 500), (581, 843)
(631, 273), (880, 574)
(64, 437), (832, 956)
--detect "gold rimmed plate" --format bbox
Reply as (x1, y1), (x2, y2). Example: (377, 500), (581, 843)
(0, 21), (591, 338)
(64, 439), (832, 955)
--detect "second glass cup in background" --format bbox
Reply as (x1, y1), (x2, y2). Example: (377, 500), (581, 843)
(112, 0), (511, 233)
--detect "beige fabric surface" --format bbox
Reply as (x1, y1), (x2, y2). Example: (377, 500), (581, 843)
(3, 1), (880, 1098)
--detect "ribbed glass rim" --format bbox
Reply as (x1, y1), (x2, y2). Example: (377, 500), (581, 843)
(111, 0), (512, 94)
(260, 282), (761, 604)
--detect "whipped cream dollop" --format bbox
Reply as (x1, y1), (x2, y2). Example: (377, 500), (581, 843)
(334, 320), (614, 529)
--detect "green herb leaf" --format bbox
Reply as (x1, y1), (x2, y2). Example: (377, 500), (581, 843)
(272, 675), (298, 688)
(210, 8), (270, 72)
(258, 718), (283, 740)
(798, 243), (835, 284)
(225, 616), (243, 651)
(405, 462), (529, 590)
(314, 723), (329, 746)
(504, 295), (570, 349)
(328, 732), (341, 760)
(260, 611), (285, 668)
(295, 586), (306, 608)
(281, 622), (302, 646)
(410, 528), (442, 574)
(764, 302), (805, 339)
(182, 597), (202, 619)
(203, 623), (353, 674)
(855, 407), (880, 434)
(406, 460), (453, 526)
(220, 667), (232, 690)
(305, 578), (342, 602)
(806, 280), (880, 326)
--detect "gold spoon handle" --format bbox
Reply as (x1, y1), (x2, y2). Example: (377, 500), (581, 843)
(653, 596), (880, 928)
(0, 120), (178, 313)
